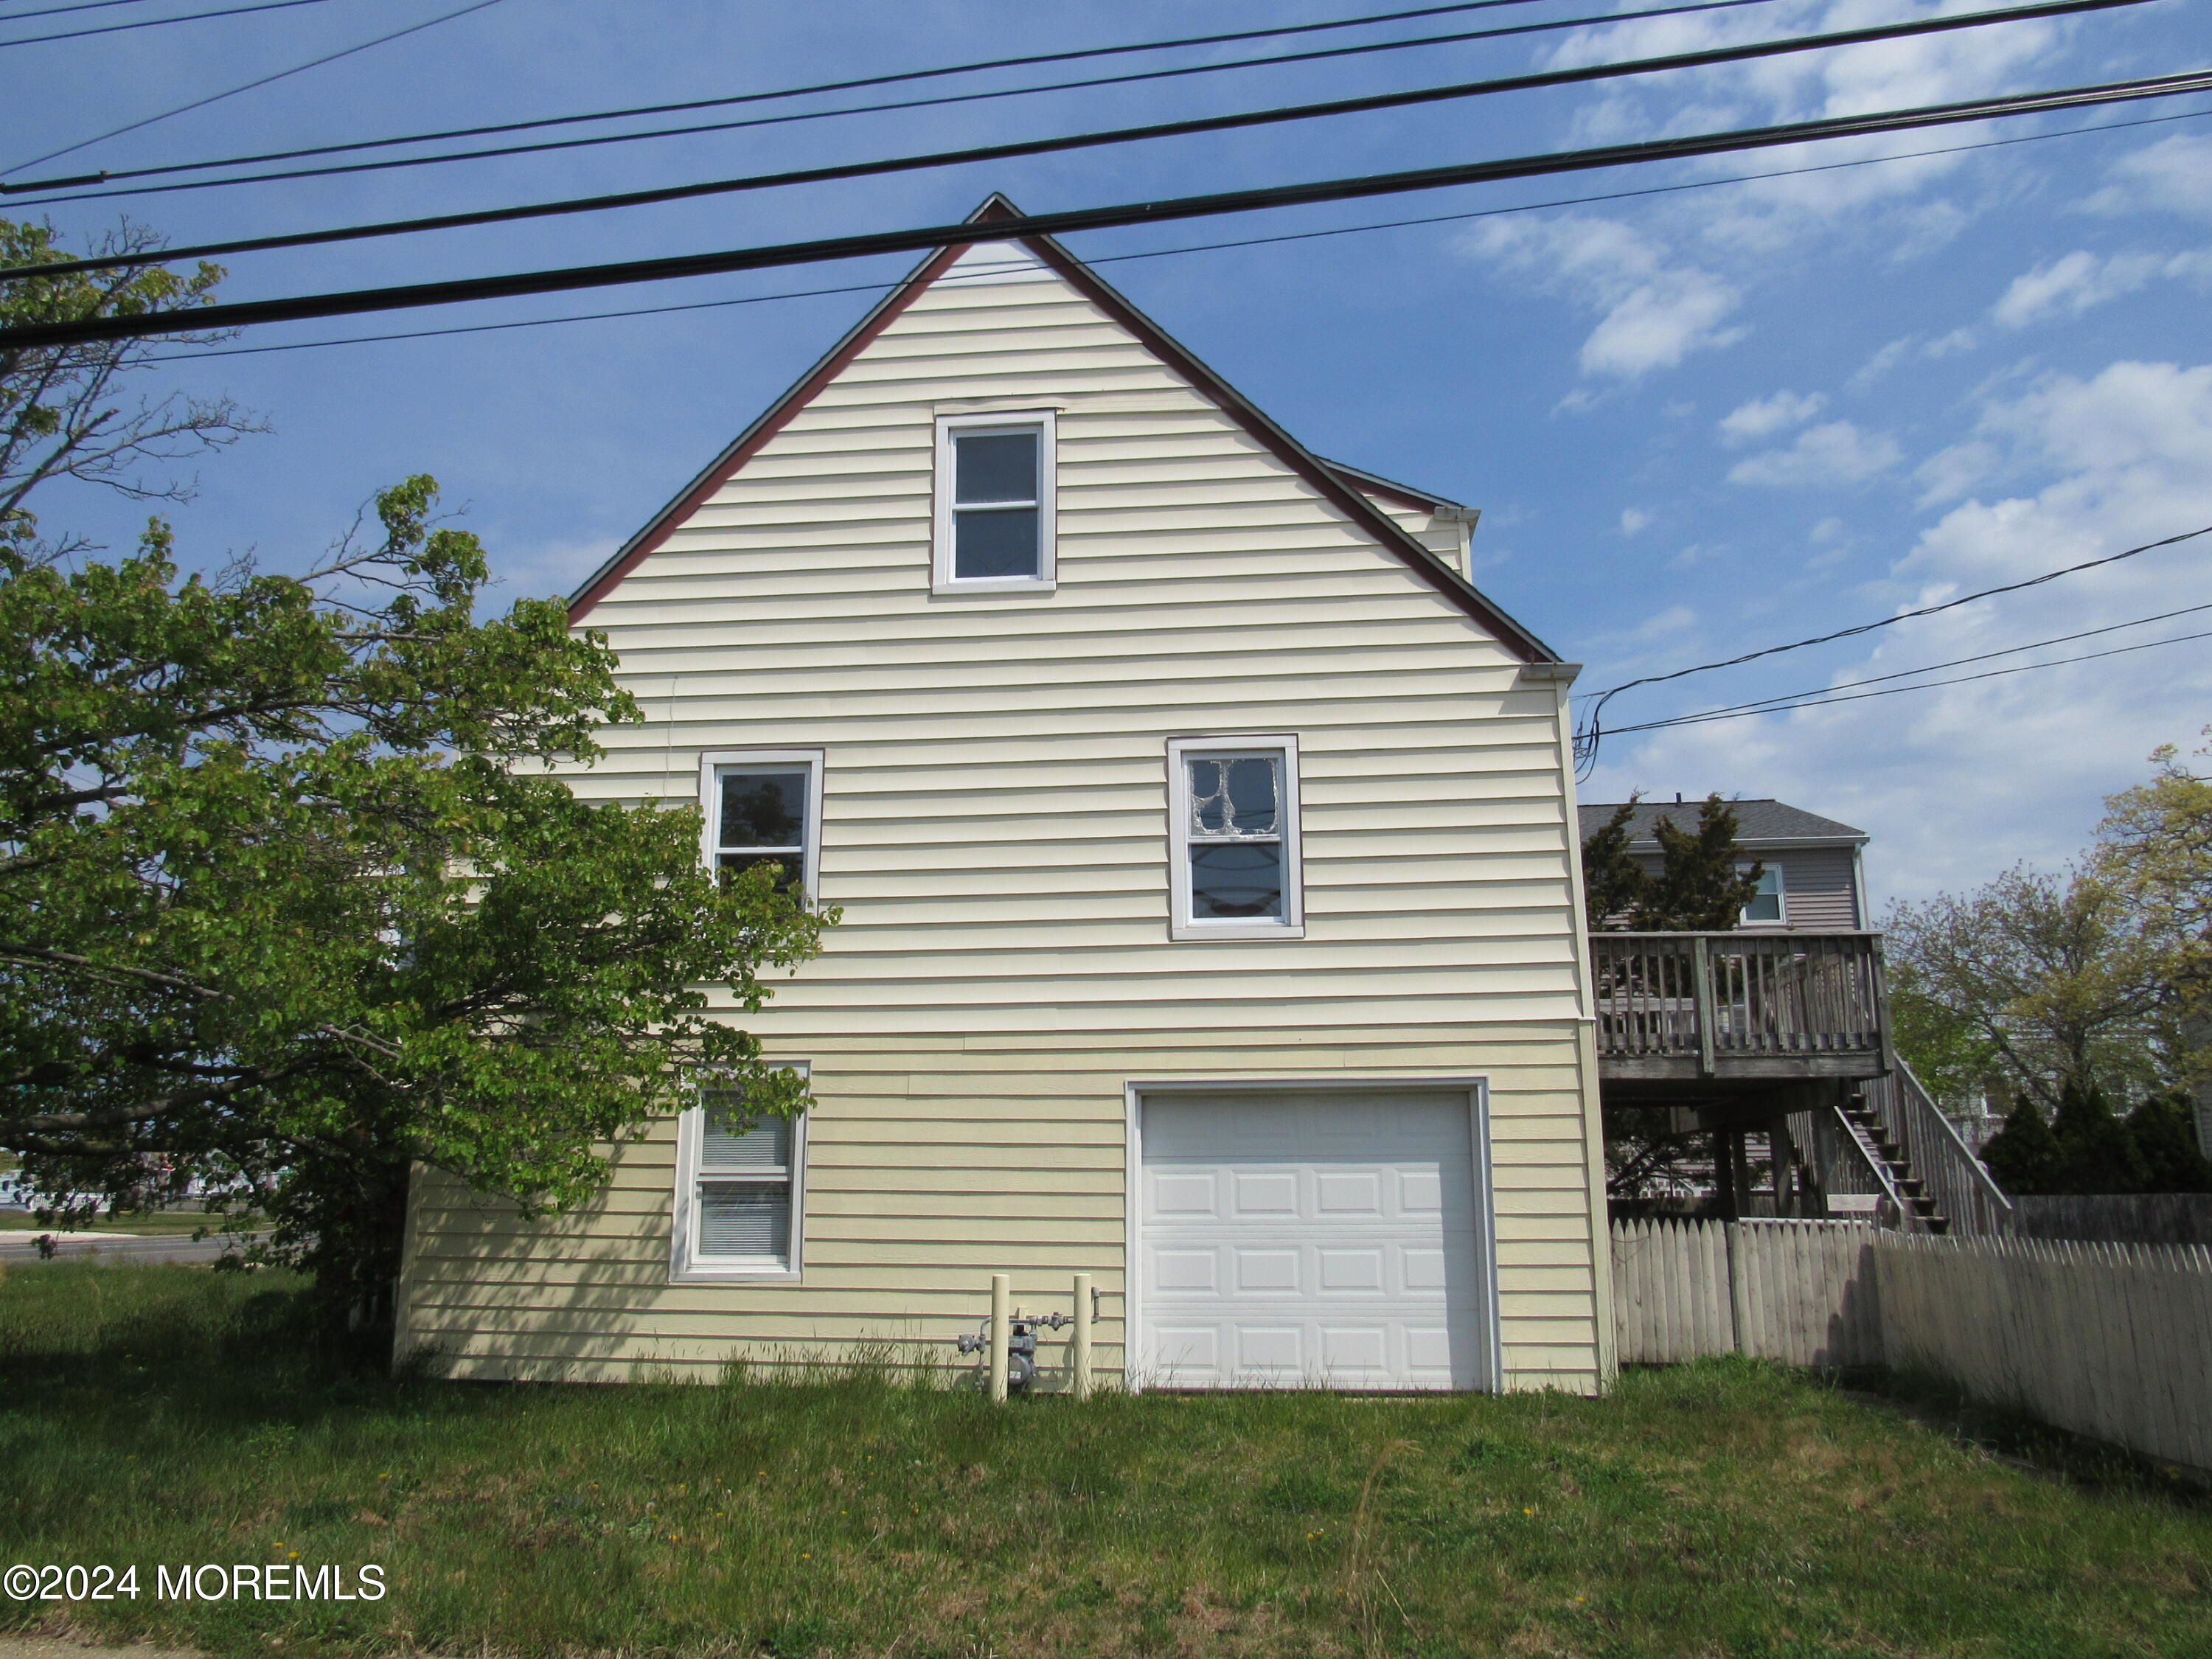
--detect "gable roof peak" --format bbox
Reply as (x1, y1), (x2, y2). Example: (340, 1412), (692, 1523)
(568, 203), (1557, 662)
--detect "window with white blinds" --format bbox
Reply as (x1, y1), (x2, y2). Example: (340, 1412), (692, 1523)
(671, 1079), (807, 1280)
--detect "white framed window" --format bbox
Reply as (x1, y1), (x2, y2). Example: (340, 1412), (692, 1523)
(1739, 860), (1785, 925)
(670, 1070), (809, 1281)
(698, 749), (825, 901)
(1165, 735), (1305, 941)
(932, 410), (1057, 592)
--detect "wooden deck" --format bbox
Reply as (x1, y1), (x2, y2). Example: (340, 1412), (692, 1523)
(1591, 931), (1889, 1087)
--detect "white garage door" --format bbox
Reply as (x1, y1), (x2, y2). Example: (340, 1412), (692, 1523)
(1138, 1091), (1493, 1391)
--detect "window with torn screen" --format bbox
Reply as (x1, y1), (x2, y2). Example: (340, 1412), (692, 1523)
(1166, 736), (1306, 941)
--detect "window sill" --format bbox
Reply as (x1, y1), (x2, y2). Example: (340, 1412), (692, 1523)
(1169, 921), (1307, 942)
(930, 577), (1057, 597)
(669, 1264), (803, 1284)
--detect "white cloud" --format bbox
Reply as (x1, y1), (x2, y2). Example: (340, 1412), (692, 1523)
(1590, 358), (2212, 902)
(1727, 421), (1904, 487)
(2081, 135), (2212, 220)
(1464, 216), (1745, 379)
(1621, 507), (1654, 535)
(1718, 389), (1826, 445)
(1636, 603), (1699, 639)
(1848, 336), (1916, 389)
(1992, 248), (2212, 328)
(1913, 440), (1999, 507)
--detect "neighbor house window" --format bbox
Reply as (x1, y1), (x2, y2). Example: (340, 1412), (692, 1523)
(1739, 861), (1784, 925)
(699, 750), (824, 900)
(671, 1076), (808, 1281)
(1165, 735), (1305, 941)
(933, 411), (1057, 591)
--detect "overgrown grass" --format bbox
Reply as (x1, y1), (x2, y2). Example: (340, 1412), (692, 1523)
(1, 1262), (2208, 1658)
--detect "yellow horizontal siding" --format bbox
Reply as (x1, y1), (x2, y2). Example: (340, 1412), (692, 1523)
(400, 257), (1607, 1396)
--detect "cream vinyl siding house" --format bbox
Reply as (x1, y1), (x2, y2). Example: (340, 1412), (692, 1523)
(395, 199), (1613, 1394)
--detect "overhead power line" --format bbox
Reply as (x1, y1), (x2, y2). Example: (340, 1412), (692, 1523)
(129, 103), (2212, 367)
(4, 64), (2207, 352)
(0, 0), (187, 19)
(3, 0), (2162, 281)
(1, 0), (506, 178)
(1597, 627), (2212, 737)
(1573, 521), (2212, 762)
(0, 0), (1576, 192)
(3, 0), (1804, 204)
(1605, 599), (2212, 732)
(0, 0), (341, 49)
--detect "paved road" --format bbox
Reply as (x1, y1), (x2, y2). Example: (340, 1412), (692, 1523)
(0, 1232), (239, 1265)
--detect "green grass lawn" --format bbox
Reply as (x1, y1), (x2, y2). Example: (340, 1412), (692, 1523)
(1, 1262), (2206, 1659)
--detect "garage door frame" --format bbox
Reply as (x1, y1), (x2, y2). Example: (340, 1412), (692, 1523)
(1123, 1075), (1501, 1393)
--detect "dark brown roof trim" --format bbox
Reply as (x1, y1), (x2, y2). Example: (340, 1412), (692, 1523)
(567, 240), (967, 619)
(1318, 456), (1472, 515)
(571, 195), (1557, 663)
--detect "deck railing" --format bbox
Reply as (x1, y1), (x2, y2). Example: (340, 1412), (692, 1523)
(1590, 931), (1887, 1068)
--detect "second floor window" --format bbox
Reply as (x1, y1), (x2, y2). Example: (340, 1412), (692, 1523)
(1739, 861), (1784, 925)
(934, 411), (1057, 591)
(1166, 736), (1306, 941)
(703, 750), (824, 898)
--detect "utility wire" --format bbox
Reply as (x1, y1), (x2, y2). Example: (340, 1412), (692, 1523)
(1573, 521), (2212, 762)
(3, 0), (1806, 203)
(0, 0), (212, 19)
(4, 0), (2162, 280)
(5, 64), (2208, 350)
(1609, 599), (2212, 730)
(1, 0), (506, 178)
(1597, 627), (2212, 737)
(0, 0), (1573, 192)
(128, 102), (2212, 366)
(0, 0), (341, 49)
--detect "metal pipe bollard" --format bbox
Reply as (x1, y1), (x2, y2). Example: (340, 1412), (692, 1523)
(1072, 1272), (1093, 1400)
(988, 1272), (1009, 1403)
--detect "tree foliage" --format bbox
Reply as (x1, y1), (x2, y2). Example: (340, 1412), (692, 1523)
(1, 480), (827, 1305)
(0, 218), (828, 1310)
(1979, 1083), (2211, 1194)
(1579, 793), (1763, 931)
(1, 218), (260, 551)
(1883, 866), (2166, 1113)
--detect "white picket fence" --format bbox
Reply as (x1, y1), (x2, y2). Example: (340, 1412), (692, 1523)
(1610, 1218), (2212, 1472)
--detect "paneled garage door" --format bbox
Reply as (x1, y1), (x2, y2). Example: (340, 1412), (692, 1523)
(1138, 1091), (1493, 1391)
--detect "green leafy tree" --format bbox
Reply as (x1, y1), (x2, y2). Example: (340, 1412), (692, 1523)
(1980, 1094), (2062, 1194)
(0, 218), (827, 1312)
(1579, 798), (1648, 930)
(1883, 866), (2166, 1113)
(1635, 796), (1764, 931)
(1, 218), (259, 550)
(0, 480), (827, 1310)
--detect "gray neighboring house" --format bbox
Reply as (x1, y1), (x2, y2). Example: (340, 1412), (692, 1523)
(1576, 797), (1870, 931)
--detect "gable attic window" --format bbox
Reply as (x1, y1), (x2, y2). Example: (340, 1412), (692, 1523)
(933, 410), (1057, 592)
(700, 750), (825, 900)
(1165, 735), (1306, 942)
(669, 1074), (808, 1281)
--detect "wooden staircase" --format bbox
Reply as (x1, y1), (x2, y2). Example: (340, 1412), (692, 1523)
(1842, 1090), (1950, 1234)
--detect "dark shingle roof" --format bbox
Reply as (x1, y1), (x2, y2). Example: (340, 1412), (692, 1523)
(1577, 798), (1868, 848)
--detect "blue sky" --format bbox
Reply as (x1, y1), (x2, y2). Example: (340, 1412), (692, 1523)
(9, 0), (2208, 907)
